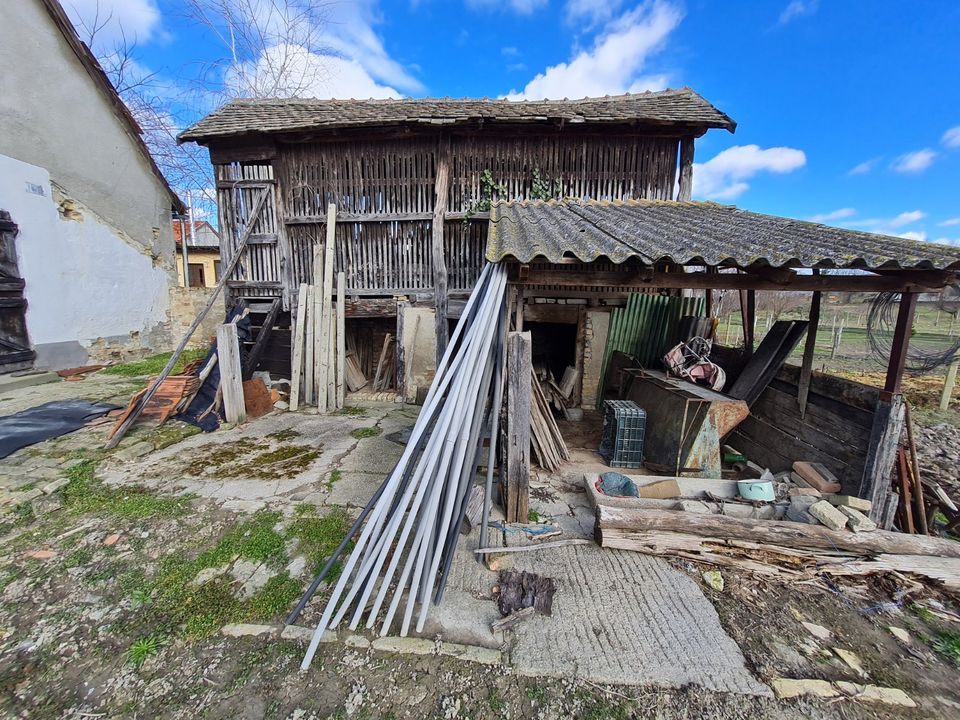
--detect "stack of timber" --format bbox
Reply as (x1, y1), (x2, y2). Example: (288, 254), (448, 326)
(290, 205), (347, 412)
(530, 369), (569, 472)
(107, 375), (200, 439)
(894, 403), (930, 535)
(297, 264), (509, 670)
(372, 334), (395, 391)
(595, 506), (960, 592)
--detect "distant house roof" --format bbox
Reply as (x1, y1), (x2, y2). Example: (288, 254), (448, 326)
(172, 219), (220, 249)
(41, 0), (183, 212)
(178, 88), (736, 143)
(486, 200), (960, 272)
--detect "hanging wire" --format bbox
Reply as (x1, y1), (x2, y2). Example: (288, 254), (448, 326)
(866, 290), (960, 373)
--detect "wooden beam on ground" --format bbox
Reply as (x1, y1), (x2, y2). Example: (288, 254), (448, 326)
(884, 292), (918, 394)
(289, 283), (308, 411)
(432, 137), (451, 366)
(505, 331), (532, 523)
(104, 188), (269, 449)
(596, 506), (960, 559)
(676, 137), (695, 202)
(514, 269), (955, 294)
(797, 278), (821, 417)
(216, 323), (246, 424)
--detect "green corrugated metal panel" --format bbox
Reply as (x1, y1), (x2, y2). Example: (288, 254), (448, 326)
(596, 293), (705, 408)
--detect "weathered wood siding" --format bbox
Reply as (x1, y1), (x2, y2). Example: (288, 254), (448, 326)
(217, 131), (680, 301)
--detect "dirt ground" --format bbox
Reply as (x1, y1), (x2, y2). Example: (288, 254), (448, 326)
(1, 371), (960, 718)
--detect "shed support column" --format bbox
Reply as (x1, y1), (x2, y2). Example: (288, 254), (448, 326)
(432, 138), (451, 368)
(739, 288), (755, 352)
(395, 299), (407, 399)
(884, 292), (918, 394)
(797, 273), (821, 417)
(677, 137), (695, 202)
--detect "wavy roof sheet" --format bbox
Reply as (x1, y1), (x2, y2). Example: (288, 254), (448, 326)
(179, 88), (736, 143)
(486, 200), (960, 271)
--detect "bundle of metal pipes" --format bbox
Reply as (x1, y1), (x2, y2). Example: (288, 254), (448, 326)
(294, 263), (508, 670)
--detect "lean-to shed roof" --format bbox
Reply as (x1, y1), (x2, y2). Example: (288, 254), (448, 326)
(486, 200), (960, 271)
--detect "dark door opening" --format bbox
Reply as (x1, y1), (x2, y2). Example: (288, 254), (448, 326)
(526, 320), (577, 386)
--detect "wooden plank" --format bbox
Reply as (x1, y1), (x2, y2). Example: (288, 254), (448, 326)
(433, 138), (452, 366)
(318, 204), (337, 411)
(395, 300), (407, 399)
(860, 394), (905, 523)
(243, 297), (281, 379)
(217, 323), (246, 424)
(506, 331), (532, 523)
(797, 284), (821, 417)
(304, 286), (316, 406)
(596, 506), (960, 559)
(289, 283), (308, 411)
(336, 271), (346, 409)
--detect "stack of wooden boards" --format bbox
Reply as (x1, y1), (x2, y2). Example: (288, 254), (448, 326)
(530, 369), (569, 472)
(290, 208), (346, 413)
(107, 374), (200, 440)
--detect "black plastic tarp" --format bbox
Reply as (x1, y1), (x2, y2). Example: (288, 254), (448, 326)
(0, 400), (119, 458)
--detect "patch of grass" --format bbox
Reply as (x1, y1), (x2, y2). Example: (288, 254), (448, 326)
(933, 630), (960, 668)
(910, 602), (938, 623)
(127, 633), (166, 667)
(186, 443), (321, 480)
(62, 460), (190, 520)
(324, 469), (342, 491)
(527, 509), (543, 523)
(574, 688), (634, 720)
(101, 349), (208, 378)
(64, 547), (95, 568)
(350, 426), (381, 440)
(525, 685), (546, 702)
(12, 501), (35, 526)
(334, 406), (368, 417)
(487, 691), (505, 712)
(139, 511), (297, 640)
(287, 506), (353, 578)
(130, 589), (151, 609)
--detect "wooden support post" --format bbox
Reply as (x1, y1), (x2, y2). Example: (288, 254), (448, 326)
(739, 288), (755, 352)
(395, 300), (407, 400)
(884, 292), (918, 394)
(318, 204), (337, 411)
(505, 331), (532, 523)
(797, 279), (821, 418)
(940, 358), (959, 411)
(304, 286), (316, 406)
(677, 137), (695, 202)
(217, 323), (246, 424)
(336, 271), (346, 409)
(289, 283), (308, 411)
(432, 138), (451, 367)
(861, 394), (905, 523)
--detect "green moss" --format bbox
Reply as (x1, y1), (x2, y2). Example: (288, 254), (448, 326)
(64, 547), (95, 569)
(287, 506), (354, 578)
(185, 442), (321, 480)
(101, 349), (208, 377)
(324, 469), (342, 491)
(334, 406), (368, 417)
(62, 460), (189, 519)
(350, 426), (381, 440)
(267, 429), (301, 442)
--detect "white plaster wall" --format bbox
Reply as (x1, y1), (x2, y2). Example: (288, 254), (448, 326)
(0, 154), (171, 368)
(0, 0), (175, 271)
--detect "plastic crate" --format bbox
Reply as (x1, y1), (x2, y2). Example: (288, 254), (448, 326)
(599, 400), (646, 468)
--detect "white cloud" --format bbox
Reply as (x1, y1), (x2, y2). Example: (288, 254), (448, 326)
(890, 149), (937, 173)
(467, 0), (547, 14)
(887, 210), (926, 227)
(64, 0), (163, 46)
(692, 145), (806, 201)
(501, 46), (520, 57)
(809, 208), (856, 223)
(565, 0), (626, 27)
(898, 231), (927, 242)
(227, 43), (401, 99)
(504, 1), (682, 100)
(942, 126), (960, 149)
(933, 237), (960, 247)
(852, 210), (926, 235)
(939, 218), (960, 227)
(848, 157), (881, 175)
(778, 0), (819, 25)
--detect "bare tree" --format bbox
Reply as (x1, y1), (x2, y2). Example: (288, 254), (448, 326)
(183, 0), (334, 101)
(756, 290), (806, 321)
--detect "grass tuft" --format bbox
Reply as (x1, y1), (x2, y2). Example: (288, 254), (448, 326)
(287, 506), (353, 578)
(334, 406), (368, 417)
(350, 426), (381, 440)
(127, 633), (166, 667)
(101, 349), (208, 378)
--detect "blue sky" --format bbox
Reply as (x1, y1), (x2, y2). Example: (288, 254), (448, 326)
(64, 0), (960, 244)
